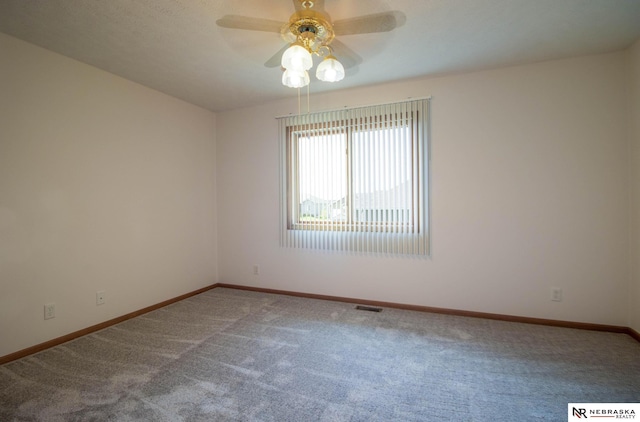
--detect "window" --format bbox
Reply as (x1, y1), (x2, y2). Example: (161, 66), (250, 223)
(278, 98), (430, 256)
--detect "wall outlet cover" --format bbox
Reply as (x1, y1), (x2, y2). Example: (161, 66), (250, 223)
(44, 303), (55, 320)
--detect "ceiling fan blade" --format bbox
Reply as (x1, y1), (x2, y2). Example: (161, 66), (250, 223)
(216, 15), (285, 33)
(333, 11), (406, 35)
(264, 44), (290, 68)
(330, 39), (362, 70)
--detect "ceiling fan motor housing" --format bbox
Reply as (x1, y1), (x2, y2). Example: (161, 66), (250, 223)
(288, 9), (334, 51)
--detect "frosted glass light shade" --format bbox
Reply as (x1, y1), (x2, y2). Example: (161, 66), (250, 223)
(282, 69), (310, 88)
(316, 55), (345, 82)
(281, 43), (312, 72)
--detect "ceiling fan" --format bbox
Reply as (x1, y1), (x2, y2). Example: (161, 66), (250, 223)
(216, 0), (405, 88)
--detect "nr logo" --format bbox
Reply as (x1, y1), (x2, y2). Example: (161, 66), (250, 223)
(573, 407), (588, 418)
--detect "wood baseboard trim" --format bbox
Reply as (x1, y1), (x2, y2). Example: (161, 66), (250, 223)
(216, 283), (638, 340)
(3, 281), (637, 365)
(0, 283), (220, 366)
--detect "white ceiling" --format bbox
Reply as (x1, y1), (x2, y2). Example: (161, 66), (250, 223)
(1, 0), (640, 113)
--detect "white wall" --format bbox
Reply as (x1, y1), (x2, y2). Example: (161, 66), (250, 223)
(0, 33), (218, 357)
(630, 39), (640, 334)
(217, 51), (630, 326)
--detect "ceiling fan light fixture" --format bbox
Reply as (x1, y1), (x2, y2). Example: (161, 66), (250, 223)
(282, 69), (310, 88)
(316, 55), (345, 82)
(217, 0), (405, 95)
(281, 42), (313, 72)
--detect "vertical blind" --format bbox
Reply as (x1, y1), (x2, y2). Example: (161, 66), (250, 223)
(278, 98), (430, 256)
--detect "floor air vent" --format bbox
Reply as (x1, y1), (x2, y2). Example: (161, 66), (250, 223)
(355, 305), (383, 312)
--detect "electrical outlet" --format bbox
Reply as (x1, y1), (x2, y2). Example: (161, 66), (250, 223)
(44, 303), (56, 320)
(96, 291), (106, 305)
(253, 265), (260, 275)
(551, 287), (563, 302)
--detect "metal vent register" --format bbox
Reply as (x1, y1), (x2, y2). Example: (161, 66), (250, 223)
(355, 305), (383, 312)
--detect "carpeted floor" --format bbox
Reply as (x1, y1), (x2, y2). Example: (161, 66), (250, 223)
(1, 287), (639, 421)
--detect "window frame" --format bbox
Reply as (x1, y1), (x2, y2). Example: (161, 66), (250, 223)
(286, 114), (420, 233)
